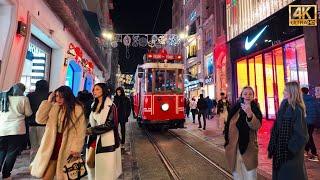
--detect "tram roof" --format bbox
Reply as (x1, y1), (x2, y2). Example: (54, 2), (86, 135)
(138, 62), (184, 69)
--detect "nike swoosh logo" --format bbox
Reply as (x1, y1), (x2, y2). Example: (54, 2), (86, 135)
(245, 25), (268, 50)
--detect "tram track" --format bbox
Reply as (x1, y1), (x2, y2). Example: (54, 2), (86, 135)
(144, 128), (233, 180)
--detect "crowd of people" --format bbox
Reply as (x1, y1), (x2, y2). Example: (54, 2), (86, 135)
(0, 81), (131, 180)
(185, 81), (319, 180)
(0, 79), (319, 180)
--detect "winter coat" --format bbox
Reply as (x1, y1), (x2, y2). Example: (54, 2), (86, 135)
(26, 91), (49, 126)
(189, 100), (197, 110)
(0, 96), (32, 136)
(30, 100), (86, 179)
(88, 97), (122, 180)
(270, 101), (308, 180)
(303, 94), (320, 125)
(225, 110), (261, 172)
(197, 98), (208, 113)
(217, 99), (231, 114)
(206, 98), (214, 109)
(114, 95), (131, 123)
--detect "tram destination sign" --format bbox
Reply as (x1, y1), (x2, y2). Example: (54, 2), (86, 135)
(146, 53), (182, 61)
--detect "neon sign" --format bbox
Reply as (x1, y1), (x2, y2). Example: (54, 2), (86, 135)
(244, 25), (268, 51)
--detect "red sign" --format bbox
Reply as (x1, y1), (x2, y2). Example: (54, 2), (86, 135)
(146, 53), (183, 61)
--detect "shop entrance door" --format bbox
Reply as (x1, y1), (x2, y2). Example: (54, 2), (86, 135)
(264, 47), (285, 119)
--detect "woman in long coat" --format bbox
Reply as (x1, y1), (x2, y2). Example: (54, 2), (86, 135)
(268, 81), (309, 180)
(224, 86), (262, 180)
(30, 86), (86, 179)
(86, 83), (122, 180)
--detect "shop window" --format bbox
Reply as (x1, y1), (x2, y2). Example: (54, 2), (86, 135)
(236, 59), (248, 97)
(65, 60), (82, 95)
(188, 21), (197, 35)
(21, 35), (51, 93)
(284, 38), (308, 87)
(187, 39), (197, 59)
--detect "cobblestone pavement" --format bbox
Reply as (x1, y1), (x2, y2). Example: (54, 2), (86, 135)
(180, 114), (320, 180)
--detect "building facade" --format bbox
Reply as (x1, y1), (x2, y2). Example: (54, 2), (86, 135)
(0, 0), (112, 95)
(227, 0), (320, 119)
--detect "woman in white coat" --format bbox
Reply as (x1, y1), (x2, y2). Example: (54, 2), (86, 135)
(86, 83), (122, 180)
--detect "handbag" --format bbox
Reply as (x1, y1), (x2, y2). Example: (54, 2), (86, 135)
(63, 155), (87, 180)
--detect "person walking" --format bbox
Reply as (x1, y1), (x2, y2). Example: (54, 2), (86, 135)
(217, 92), (231, 130)
(301, 87), (320, 161)
(114, 87), (131, 147)
(206, 96), (213, 119)
(130, 92), (136, 118)
(30, 86), (86, 180)
(268, 81), (309, 180)
(190, 97), (197, 123)
(86, 83), (122, 180)
(0, 83), (32, 180)
(26, 80), (49, 162)
(197, 94), (208, 130)
(185, 98), (190, 118)
(224, 86), (262, 180)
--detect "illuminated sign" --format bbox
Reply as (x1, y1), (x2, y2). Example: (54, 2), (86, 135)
(244, 25), (268, 51)
(189, 10), (197, 22)
(289, 5), (317, 26)
(146, 53), (182, 60)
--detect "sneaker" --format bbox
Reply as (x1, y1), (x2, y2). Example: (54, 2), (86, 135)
(308, 155), (319, 162)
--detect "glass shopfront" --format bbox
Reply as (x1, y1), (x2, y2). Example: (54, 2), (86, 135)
(236, 37), (307, 119)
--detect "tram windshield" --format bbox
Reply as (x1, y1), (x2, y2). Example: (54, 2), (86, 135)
(146, 68), (183, 93)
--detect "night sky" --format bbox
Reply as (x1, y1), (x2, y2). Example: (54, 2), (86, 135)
(111, 0), (173, 74)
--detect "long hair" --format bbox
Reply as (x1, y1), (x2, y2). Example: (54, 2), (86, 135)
(55, 86), (82, 130)
(240, 86), (255, 98)
(285, 81), (306, 116)
(92, 83), (109, 113)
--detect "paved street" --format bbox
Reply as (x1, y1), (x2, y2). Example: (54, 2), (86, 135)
(8, 114), (320, 179)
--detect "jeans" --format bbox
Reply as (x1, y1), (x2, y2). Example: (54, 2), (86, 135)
(120, 122), (126, 145)
(0, 135), (26, 178)
(191, 109), (197, 123)
(305, 124), (317, 155)
(29, 126), (45, 162)
(198, 111), (206, 129)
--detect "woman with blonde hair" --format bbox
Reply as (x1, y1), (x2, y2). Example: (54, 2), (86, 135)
(224, 86), (262, 180)
(268, 81), (309, 180)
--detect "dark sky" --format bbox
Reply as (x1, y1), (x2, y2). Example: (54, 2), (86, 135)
(111, 0), (173, 73)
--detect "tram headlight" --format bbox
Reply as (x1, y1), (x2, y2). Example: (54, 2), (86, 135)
(161, 103), (169, 111)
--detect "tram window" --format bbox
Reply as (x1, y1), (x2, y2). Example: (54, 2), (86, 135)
(147, 69), (152, 92)
(155, 70), (166, 92)
(166, 70), (176, 91)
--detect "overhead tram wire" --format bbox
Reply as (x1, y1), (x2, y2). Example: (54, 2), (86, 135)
(152, 0), (165, 34)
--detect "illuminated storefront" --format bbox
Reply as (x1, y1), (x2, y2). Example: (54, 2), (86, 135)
(204, 53), (215, 99)
(229, 6), (308, 119)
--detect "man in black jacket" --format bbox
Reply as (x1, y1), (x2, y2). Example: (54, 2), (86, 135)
(114, 87), (131, 147)
(197, 94), (208, 130)
(26, 80), (49, 161)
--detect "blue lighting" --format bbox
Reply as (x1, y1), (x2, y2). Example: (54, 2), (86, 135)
(244, 25), (268, 51)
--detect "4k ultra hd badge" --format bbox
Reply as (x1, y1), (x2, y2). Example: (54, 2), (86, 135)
(289, 5), (317, 26)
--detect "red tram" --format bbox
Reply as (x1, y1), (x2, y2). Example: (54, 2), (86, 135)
(133, 50), (185, 128)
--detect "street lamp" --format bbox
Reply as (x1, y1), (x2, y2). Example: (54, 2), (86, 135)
(102, 30), (114, 40)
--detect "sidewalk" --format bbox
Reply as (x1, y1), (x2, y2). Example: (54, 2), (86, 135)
(182, 114), (320, 180)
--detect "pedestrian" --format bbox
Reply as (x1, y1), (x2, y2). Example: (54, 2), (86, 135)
(189, 97), (197, 123)
(114, 87), (131, 147)
(185, 98), (190, 118)
(30, 86), (86, 179)
(0, 83), (32, 180)
(212, 99), (217, 115)
(301, 87), (320, 161)
(205, 96), (213, 119)
(268, 81), (309, 180)
(224, 86), (262, 180)
(217, 92), (231, 130)
(77, 90), (94, 122)
(26, 80), (49, 162)
(197, 94), (208, 130)
(86, 83), (122, 180)
(130, 92), (136, 118)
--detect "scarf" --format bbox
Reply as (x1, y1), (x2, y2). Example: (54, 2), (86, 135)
(224, 100), (262, 155)
(268, 100), (294, 170)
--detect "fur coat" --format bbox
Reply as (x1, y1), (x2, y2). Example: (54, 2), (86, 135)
(30, 100), (86, 179)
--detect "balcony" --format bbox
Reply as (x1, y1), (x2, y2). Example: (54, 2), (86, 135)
(45, 0), (107, 71)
